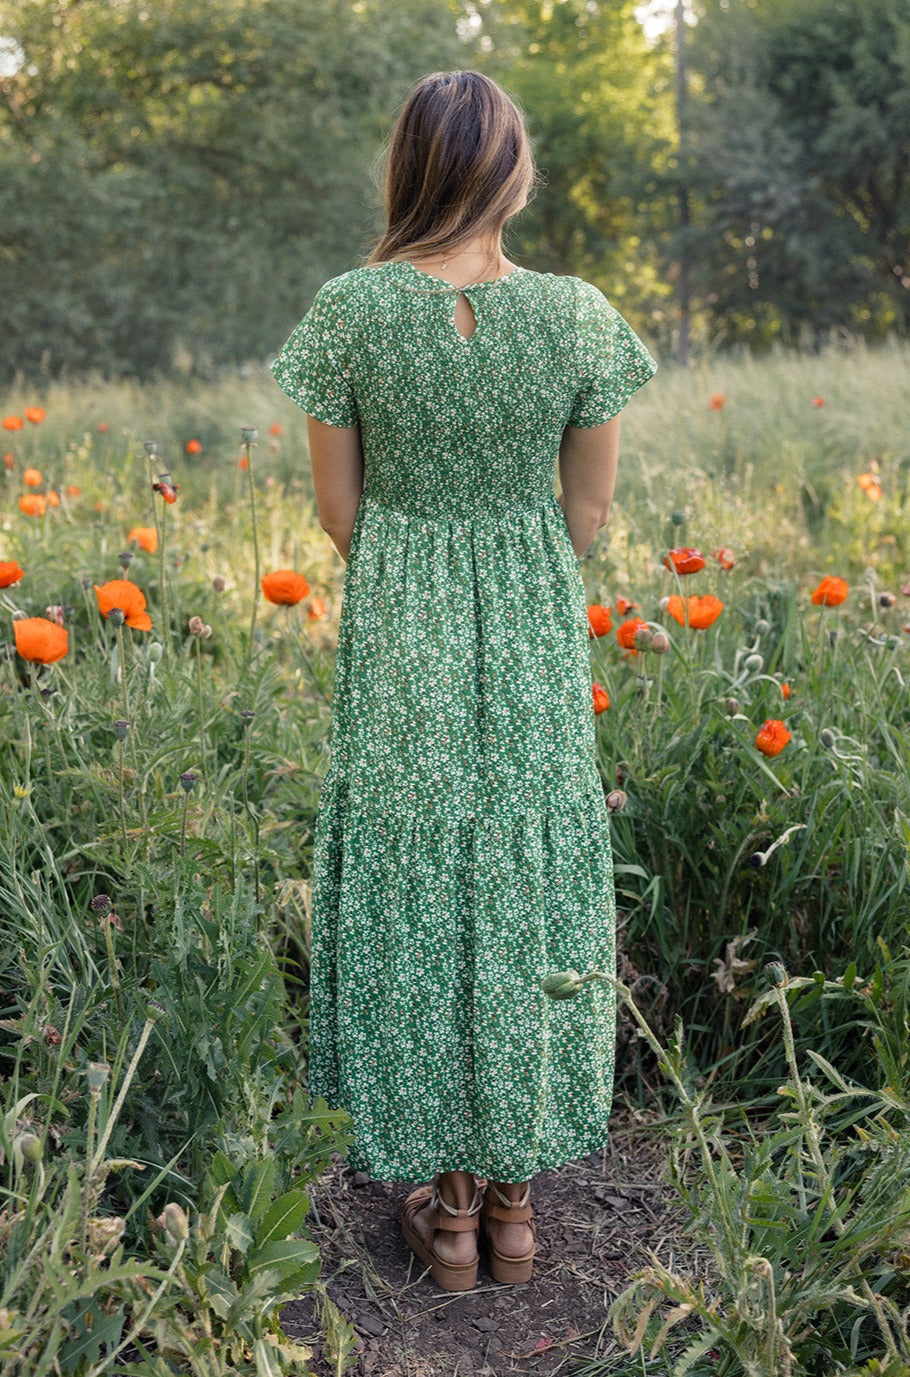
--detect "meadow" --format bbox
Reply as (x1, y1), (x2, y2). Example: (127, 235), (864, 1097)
(1, 334), (909, 1375)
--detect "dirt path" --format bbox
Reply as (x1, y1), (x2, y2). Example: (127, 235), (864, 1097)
(281, 1105), (688, 1376)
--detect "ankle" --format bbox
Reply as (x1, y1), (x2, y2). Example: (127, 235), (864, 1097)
(437, 1170), (477, 1210)
(489, 1179), (530, 1202)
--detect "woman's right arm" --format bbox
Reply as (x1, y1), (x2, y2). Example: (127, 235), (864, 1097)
(557, 414), (621, 560)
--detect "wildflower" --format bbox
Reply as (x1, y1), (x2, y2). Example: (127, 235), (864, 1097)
(781, 682), (791, 700)
(127, 526), (158, 553)
(665, 594), (724, 629)
(65, 484), (81, 498)
(238, 455), (249, 470)
(2, 416), (23, 431)
(708, 393), (726, 411)
(664, 547), (705, 575)
(3, 452), (12, 469)
(22, 467), (42, 487)
(811, 576), (848, 607)
(212, 575), (226, 593)
(587, 603), (612, 637)
(614, 596), (638, 616)
(856, 472), (881, 501)
(98, 422), (110, 433)
(47, 490), (59, 508)
(0, 561), (24, 588)
(94, 580), (153, 631)
(755, 719), (791, 757)
(592, 683), (610, 714)
(811, 396), (825, 408)
(24, 407), (45, 424)
(45, 605), (66, 626)
(13, 617), (69, 664)
(308, 595), (326, 620)
(261, 570), (310, 605)
(18, 495), (46, 517)
(185, 439), (202, 455)
(616, 617), (648, 652)
(269, 422), (283, 436)
(152, 478), (179, 504)
(714, 547), (735, 570)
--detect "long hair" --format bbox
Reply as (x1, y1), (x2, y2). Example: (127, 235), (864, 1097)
(365, 70), (537, 270)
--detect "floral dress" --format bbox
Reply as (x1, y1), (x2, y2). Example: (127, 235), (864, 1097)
(271, 259), (657, 1182)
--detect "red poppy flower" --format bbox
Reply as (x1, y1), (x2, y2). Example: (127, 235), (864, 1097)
(98, 422), (110, 433)
(781, 683), (791, 700)
(14, 616), (68, 664)
(811, 396), (825, 408)
(709, 393), (726, 411)
(152, 480), (179, 504)
(22, 468), (42, 487)
(614, 596), (639, 616)
(587, 604), (612, 637)
(2, 416), (23, 431)
(127, 526), (158, 553)
(665, 594), (724, 629)
(238, 455), (249, 470)
(811, 576), (848, 607)
(592, 683), (610, 714)
(47, 490), (59, 507)
(616, 617), (648, 651)
(714, 547), (735, 570)
(269, 423), (283, 437)
(0, 561), (24, 587)
(857, 473), (882, 502)
(65, 484), (81, 498)
(185, 439), (202, 455)
(261, 570), (311, 605)
(94, 579), (153, 631)
(665, 547), (705, 575)
(24, 406), (46, 424)
(755, 719), (791, 757)
(308, 595), (327, 621)
(3, 453), (13, 470)
(18, 494), (46, 517)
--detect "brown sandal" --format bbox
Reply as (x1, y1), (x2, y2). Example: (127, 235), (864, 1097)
(480, 1181), (537, 1284)
(400, 1178), (484, 1291)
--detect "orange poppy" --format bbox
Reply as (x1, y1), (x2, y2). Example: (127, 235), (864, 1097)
(308, 595), (327, 620)
(127, 526), (158, 553)
(269, 423), (283, 437)
(857, 473), (881, 502)
(592, 683), (610, 714)
(664, 547), (705, 575)
(238, 455), (249, 470)
(14, 616), (68, 664)
(47, 490), (59, 508)
(185, 439), (202, 455)
(152, 480), (179, 504)
(587, 604), (612, 637)
(98, 422), (110, 433)
(755, 719), (791, 757)
(2, 416), (23, 431)
(811, 576), (848, 607)
(18, 495), (46, 517)
(24, 406), (45, 424)
(709, 393), (726, 411)
(781, 683), (791, 700)
(616, 616), (648, 651)
(811, 396), (825, 408)
(65, 484), (81, 498)
(261, 570), (311, 605)
(665, 594), (724, 629)
(94, 579), (153, 631)
(714, 547), (735, 570)
(22, 467), (42, 487)
(614, 596), (639, 616)
(0, 561), (24, 587)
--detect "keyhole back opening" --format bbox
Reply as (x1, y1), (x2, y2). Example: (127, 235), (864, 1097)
(453, 291), (477, 341)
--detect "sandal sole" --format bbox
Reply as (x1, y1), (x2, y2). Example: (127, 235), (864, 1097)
(401, 1191), (479, 1292)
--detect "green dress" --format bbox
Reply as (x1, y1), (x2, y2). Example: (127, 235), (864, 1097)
(271, 259), (657, 1183)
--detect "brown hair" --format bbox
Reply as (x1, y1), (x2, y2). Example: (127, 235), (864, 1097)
(364, 70), (537, 269)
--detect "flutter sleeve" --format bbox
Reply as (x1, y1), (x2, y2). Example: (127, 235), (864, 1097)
(270, 276), (359, 427)
(568, 279), (658, 428)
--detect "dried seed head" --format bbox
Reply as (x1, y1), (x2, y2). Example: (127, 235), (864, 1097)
(143, 439), (159, 456)
(179, 771), (198, 793)
(106, 607), (125, 627)
(90, 894), (112, 915)
(240, 426), (258, 444)
(112, 720), (129, 741)
(118, 550), (134, 569)
(212, 575), (226, 592)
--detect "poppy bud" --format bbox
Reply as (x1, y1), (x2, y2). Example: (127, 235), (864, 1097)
(540, 969), (584, 1000)
(649, 631), (670, 654)
(820, 728), (836, 748)
(212, 575), (226, 592)
(764, 961), (788, 987)
(16, 1132), (42, 1165)
(605, 789), (628, 812)
(632, 626), (654, 651)
(724, 697), (741, 715)
(156, 1202), (190, 1243)
(188, 616), (206, 637)
(670, 510), (686, 526)
(746, 852), (766, 869)
(754, 619), (770, 635)
(147, 643), (164, 663)
(744, 654), (764, 672)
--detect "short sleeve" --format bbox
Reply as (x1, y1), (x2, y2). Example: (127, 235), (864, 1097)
(568, 279), (658, 428)
(270, 277), (359, 427)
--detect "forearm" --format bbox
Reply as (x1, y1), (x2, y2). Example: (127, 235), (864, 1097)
(557, 491), (609, 561)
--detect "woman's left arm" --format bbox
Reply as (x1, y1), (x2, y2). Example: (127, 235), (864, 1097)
(306, 416), (365, 564)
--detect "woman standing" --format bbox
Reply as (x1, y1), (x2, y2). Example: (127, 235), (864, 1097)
(271, 69), (657, 1292)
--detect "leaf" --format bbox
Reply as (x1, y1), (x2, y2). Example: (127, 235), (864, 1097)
(672, 1330), (722, 1376)
(257, 1189), (311, 1246)
(225, 1211), (256, 1254)
(254, 1337), (285, 1377)
(241, 1157), (277, 1225)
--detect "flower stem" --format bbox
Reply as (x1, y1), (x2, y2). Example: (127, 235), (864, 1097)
(245, 440), (261, 666)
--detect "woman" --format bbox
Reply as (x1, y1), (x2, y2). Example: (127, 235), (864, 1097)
(271, 69), (657, 1292)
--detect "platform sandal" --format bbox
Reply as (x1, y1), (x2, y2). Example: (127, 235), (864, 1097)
(479, 1180), (537, 1284)
(400, 1177), (484, 1291)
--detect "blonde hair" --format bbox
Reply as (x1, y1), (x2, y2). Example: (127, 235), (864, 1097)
(365, 70), (537, 270)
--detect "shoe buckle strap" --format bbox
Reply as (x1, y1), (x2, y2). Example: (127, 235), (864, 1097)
(429, 1183), (484, 1230)
(485, 1181), (531, 1211)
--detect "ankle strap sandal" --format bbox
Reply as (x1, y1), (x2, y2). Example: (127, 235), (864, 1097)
(480, 1182), (537, 1284)
(401, 1180), (484, 1291)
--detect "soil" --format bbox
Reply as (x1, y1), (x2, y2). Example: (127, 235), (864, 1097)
(280, 1103), (699, 1377)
